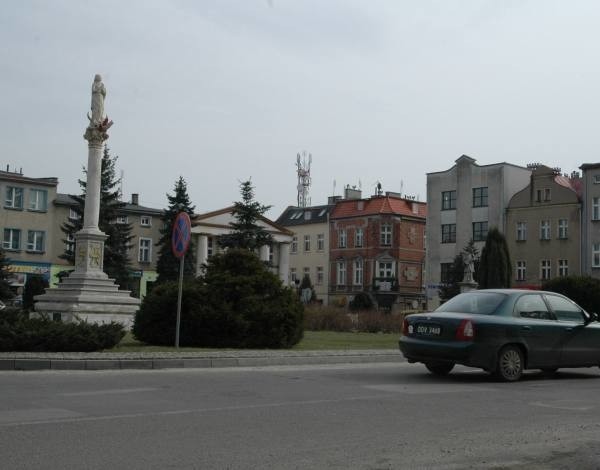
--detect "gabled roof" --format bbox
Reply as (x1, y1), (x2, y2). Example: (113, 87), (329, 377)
(194, 206), (294, 236)
(331, 195), (427, 219)
(275, 204), (333, 227)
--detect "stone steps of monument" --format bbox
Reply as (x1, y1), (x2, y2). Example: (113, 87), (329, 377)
(35, 292), (140, 305)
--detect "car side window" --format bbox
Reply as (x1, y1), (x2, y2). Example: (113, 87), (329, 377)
(545, 295), (585, 323)
(514, 294), (553, 320)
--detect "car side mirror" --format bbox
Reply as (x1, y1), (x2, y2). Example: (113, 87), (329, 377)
(585, 312), (598, 324)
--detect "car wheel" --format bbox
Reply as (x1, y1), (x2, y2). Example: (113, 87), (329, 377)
(495, 345), (524, 382)
(425, 362), (455, 376)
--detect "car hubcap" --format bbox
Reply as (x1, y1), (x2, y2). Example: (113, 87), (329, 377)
(501, 350), (521, 378)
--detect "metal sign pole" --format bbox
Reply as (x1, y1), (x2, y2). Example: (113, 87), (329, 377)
(175, 255), (184, 348)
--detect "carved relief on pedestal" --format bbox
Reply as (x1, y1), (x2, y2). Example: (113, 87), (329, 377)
(89, 242), (102, 269)
(76, 245), (87, 269)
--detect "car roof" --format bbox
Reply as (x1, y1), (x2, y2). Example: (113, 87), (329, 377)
(469, 289), (563, 296)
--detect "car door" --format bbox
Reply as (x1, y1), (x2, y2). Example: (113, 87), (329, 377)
(512, 294), (562, 367)
(544, 294), (600, 366)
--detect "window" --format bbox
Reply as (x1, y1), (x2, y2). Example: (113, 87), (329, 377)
(304, 234), (311, 252)
(5, 187), (23, 209)
(546, 294), (584, 323)
(291, 236), (298, 254)
(139, 238), (152, 263)
(540, 259), (551, 280)
(355, 228), (363, 248)
(536, 189), (542, 202)
(540, 220), (550, 240)
(69, 208), (81, 220)
(290, 268), (297, 284)
(316, 266), (324, 285)
(472, 187), (488, 207)
(140, 216), (152, 227)
(116, 216), (128, 224)
(378, 261), (393, 277)
(380, 223), (392, 246)
(516, 261), (526, 281)
(558, 259), (568, 277)
(353, 259), (363, 286)
(303, 211), (312, 221)
(544, 188), (551, 201)
(516, 222), (527, 241)
(269, 245), (273, 263)
(207, 237), (214, 257)
(338, 229), (347, 248)
(442, 190), (456, 210)
(440, 263), (453, 284)
(472, 221), (488, 242)
(441, 224), (456, 243)
(66, 233), (75, 254)
(515, 294), (551, 320)
(27, 230), (45, 252)
(29, 189), (48, 211)
(594, 197), (600, 220)
(594, 244), (600, 268)
(317, 233), (324, 251)
(558, 219), (568, 239)
(3, 228), (20, 250)
(303, 267), (310, 279)
(336, 261), (346, 286)
(594, 175), (600, 184)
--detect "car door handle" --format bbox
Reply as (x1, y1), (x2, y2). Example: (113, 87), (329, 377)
(564, 327), (574, 332)
(521, 326), (531, 331)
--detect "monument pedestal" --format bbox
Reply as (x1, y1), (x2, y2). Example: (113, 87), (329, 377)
(34, 74), (140, 328)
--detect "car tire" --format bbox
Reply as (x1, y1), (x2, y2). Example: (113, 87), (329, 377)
(425, 362), (455, 376)
(494, 345), (524, 382)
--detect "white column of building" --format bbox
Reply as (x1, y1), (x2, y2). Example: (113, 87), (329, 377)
(196, 234), (208, 276)
(259, 244), (270, 262)
(278, 242), (290, 285)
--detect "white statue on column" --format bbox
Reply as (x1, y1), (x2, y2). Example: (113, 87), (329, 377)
(90, 74), (106, 125)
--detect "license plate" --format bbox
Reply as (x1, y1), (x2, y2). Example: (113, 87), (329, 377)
(415, 324), (441, 336)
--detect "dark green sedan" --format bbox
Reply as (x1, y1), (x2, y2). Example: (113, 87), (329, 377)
(399, 289), (600, 381)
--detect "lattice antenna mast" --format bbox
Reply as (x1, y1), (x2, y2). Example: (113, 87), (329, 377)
(296, 151), (312, 207)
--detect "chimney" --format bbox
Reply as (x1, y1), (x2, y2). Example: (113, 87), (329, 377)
(131, 193), (139, 205)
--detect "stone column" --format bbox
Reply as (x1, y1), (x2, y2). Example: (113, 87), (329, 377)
(278, 242), (290, 284)
(259, 244), (270, 262)
(196, 234), (208, 276)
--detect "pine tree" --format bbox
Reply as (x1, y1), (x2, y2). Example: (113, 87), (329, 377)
(478, 227), (512, 289)
(60, 146), (133, 288)
(155, 177), (196, 284)
(218, 180), (273, 251)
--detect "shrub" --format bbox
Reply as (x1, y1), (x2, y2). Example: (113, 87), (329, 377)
(355, 311), (405, 333)
(542, 275), (600, 314)
(0, 312), (125, 352)
(303, 305), (354, 331)
(133, 249), (304, 348)
(23, 275), (49, 311)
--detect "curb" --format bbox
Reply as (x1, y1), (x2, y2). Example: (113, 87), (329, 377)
(0, 352), (403, 371)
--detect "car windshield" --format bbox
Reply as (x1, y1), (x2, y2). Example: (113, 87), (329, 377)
(435, 292), (506, 315)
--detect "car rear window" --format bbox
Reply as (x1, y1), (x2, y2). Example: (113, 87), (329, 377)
(435, 292), (506, 315)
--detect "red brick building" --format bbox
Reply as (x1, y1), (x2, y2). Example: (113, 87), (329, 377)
(329, 192), (427, 310)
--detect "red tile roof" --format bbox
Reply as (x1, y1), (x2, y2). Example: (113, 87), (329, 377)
(331, 196), (427, 219)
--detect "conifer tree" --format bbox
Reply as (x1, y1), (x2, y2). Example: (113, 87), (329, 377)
(60, 146), (133, 288)
(218, 180), (273, 251)
(155, 177), (196, 283)
(0, 248), (14, 301)
(478, 227), (511, 289)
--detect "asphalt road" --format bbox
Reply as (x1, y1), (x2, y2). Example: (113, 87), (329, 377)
(2, 363), (600, 469)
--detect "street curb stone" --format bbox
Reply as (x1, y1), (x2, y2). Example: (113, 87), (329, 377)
(0, 350), (403, 371)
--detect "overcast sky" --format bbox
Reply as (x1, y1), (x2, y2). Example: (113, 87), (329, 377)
(2, 0), (598, 218)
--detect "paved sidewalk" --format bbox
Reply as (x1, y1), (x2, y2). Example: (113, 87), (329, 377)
(0, 349), (404, 371)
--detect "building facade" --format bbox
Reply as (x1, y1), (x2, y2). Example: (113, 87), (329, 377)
(579, 163), (600, 278)
(275, 203), (333, 305)
(506, 165), (581, 288)
(328, 191), (427, 311)
(426, 155), (531, 307)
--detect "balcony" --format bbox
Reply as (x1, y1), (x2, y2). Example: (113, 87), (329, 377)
(371, 277), (398, 292)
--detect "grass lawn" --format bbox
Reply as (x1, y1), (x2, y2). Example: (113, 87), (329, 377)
(109, 330), (399, 352)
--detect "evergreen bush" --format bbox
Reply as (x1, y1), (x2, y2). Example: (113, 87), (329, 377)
(349, 292), (373, 311)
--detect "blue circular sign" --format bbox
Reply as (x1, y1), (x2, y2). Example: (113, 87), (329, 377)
(171, 212), (191, 259)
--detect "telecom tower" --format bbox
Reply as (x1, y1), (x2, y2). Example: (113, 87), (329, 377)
(296, 151), (312, 207)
